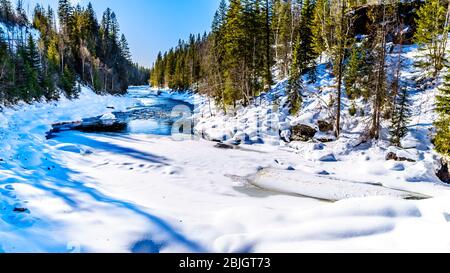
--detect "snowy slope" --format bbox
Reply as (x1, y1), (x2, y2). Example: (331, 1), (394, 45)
(192, 44), (447, 191)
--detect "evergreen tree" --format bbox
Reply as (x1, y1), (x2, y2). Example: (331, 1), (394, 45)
(272, 0), (292, 78)
(297, 0), (316, 78)
(0, 1), (147, 103)
(223, 0), (246, 107)
(390, 88), (411, 147)
(262, 0), (273, 89)
(58, 0), (73, 33)
(287, 36), (303, 115)
(15, 0), (28, 27)
(0, 0), (14, 25)
(414, 0), (448, 77)
(435, 70), (450, 156)
(311, 0), (330, 58)
(120, 34), (131, 62)
(26, 32), (41, 72)
(345, 41), (369, 100)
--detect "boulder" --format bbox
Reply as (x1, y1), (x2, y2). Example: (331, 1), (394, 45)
(319, 153), (338, 162)
(290, 124), (317, 142)
(318, 120), (334, 132)
(313, 143), (325, 151)
(315, 132), (337, 143)
(386, 152), (416, 162)
(13, 207), (29, 213)
(317, 170), (331, 175)
(436, 158), (450, 184)
(214, 143), (239, 150)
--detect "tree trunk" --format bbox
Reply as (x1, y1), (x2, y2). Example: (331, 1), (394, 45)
(265, 0), (272, 89)
(335, 0), (346, 138)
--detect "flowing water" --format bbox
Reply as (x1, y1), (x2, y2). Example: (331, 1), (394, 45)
(123, 86), (194, 135)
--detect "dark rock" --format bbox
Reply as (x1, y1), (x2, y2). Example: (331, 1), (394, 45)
(313, 143), (325, 150)
(391, 163), (406, 172)
(386, 152), (416, 162)
(318, 120), (334, 132)
(318, 170), (330, 175)
(316, 135), (336, 143)
(352, 2), (421, 45)
(290, 124), (317, 142)
(287, 166), (296, 171)
(319, 154), (338, 162)
(436, 158), (450, 184)
(214, 143), (238, 150)
(13, 208), (28, 213)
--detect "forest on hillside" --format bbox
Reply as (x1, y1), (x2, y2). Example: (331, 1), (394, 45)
(149, 0), (450, 158)
(0, 0), (149, 104)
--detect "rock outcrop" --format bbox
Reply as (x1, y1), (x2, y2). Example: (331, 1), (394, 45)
(290, 124), (317, 142)
(436, 158), (450, 184)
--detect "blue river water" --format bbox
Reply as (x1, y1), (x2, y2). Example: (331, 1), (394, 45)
(124, 87), (194, 136)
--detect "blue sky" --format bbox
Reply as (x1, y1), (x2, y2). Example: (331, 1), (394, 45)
(23, 0), (221, 67)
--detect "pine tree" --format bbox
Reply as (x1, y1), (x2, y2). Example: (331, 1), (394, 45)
(287, 36), (303, 115)
(15, 0), (28, 27)
(272, 0), (292, 78)
(390, 88), (411, 147)
(209, 0), (228, 106)
(414, 0), (448, 77)
(297, 0), (316, 78)
(435, 70), (450, 156)
(345, 41), (369, 100)
(333, 0), (353, 137)
(0, 26), (12, 103)
(120, 34), (131, 62)
(26, 33), (40, 72)
(0, 0), (14, 25)
(223, 0), (246, 107)
(311, 0), (330, 58)
(263, 0), (273, 89)
(58, 0), (73, 33)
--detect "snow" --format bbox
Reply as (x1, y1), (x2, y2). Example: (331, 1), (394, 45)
(0, 44), (450, 253)
(100, 113), (117, 120)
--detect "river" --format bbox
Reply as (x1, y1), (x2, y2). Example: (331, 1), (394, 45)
(124, 86), (194, 136)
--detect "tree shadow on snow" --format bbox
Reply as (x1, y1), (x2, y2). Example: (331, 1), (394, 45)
(0, 132), (204, 253)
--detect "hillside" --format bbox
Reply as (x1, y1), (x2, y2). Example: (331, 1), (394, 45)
(0, 0), (149, 105)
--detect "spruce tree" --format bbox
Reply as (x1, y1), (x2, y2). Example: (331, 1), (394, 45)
(272, 0), (292, 78)
(311, 0), (329, 58)
(223, 0), (246, 107)
(435, 70), (450, 156)
(297, 0), (316, 79)
(414, 0), (448, 77)
(287, 36), (303, 115)
(26, 33), (41, 72)
(120, 34), (131, 62)
(390, 88), (411, 147)
(345, 42), (369, 100)
(0, 0), (14, 25)
(58, 0), (73, 33)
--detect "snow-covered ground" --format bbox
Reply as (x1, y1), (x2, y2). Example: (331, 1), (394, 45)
(0, 44), (449, 253)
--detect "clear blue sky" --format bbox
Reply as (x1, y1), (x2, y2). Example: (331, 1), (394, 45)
(23, 0), (221, 67)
